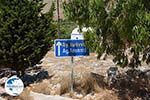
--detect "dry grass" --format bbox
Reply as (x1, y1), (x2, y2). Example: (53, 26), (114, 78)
(17, 69), (118, 99)
(30, 80), (51, 95)
(59, 71), (107, 96)
(93, 92), (119, 100)
(59, 74), (71, 95)
(19, 87), (34, 100)
(74, 72), (106, 95)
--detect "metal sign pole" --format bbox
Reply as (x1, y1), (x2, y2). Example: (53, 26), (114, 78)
(54, 39), (89, 94)
(70, 56), (74, 93)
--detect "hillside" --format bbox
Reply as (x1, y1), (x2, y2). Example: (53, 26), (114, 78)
(1, 51), (149, 99)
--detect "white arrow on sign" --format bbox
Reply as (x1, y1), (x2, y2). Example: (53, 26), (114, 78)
(56, 42), (62, 56)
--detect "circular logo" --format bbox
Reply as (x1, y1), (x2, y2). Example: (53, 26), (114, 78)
(5, 75), (24, 96)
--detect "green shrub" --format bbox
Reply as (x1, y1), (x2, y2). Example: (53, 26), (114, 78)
(0, 0), (55, 75)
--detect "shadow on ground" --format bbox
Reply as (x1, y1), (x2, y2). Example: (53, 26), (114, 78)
(21, 70), (54, 86)
(109, 69), (150, 100)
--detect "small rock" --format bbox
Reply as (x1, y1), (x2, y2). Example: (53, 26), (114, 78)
(62, 93), (70, 98)
(0, 77), (8, 85)
(50, 90), (55, 95)
(48, 84), (53, 88)
(56, 84), (61, 95)
(51, 84), (61, 95)
(74, 92), (83, 99)
(83, 94), (92, 100)
(0, 87), (6, 95)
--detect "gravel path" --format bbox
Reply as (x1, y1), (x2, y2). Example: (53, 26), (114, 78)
(30, 92), (75, 100)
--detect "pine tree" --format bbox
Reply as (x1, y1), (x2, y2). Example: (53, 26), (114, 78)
(0, 0), (55, 75)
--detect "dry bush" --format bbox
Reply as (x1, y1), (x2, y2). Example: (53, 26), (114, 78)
(60, 72), (106, 96)
(60, 75), (71, 95)
(74, 72), (106, 95)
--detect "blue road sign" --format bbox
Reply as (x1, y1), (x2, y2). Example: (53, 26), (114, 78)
(54, 39), (89, 57)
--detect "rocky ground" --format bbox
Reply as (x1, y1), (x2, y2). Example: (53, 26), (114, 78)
(0, 51), (149, 100)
